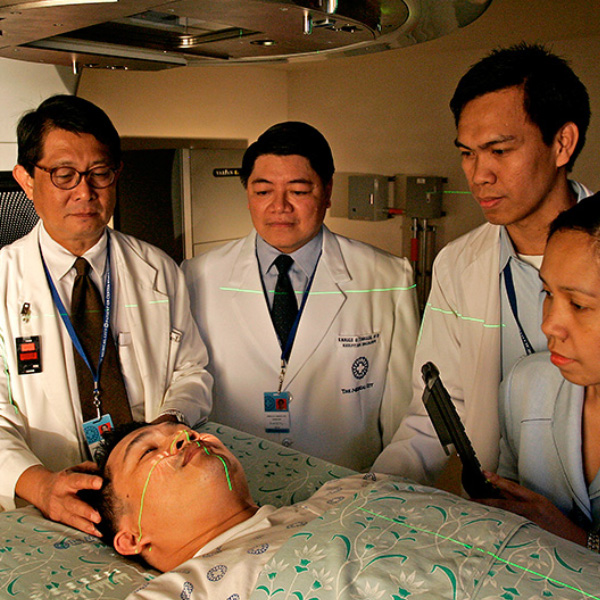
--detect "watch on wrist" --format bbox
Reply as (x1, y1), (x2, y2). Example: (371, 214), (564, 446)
(587, 530), (600, 553)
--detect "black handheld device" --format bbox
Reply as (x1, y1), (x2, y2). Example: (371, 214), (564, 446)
(421, 361), (502, 499)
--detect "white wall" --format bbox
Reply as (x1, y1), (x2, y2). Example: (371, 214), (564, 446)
(290, 35), (600, 256)
(76, 23), (600, 258)
(77, 65), (288, 147)
(0, 58), (77, 170)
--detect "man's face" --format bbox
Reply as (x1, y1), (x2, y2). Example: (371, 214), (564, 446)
(107, 423), (251, 570)
(247, 154), (332, 254)
(13, 128), (118, 254)
(456, 85), (568, 229)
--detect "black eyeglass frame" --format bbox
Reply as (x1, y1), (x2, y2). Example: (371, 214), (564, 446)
(32, 163), (120, 190)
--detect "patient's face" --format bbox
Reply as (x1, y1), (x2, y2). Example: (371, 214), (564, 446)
(107, 423), (251, 558)
(541, 229), (600, 386)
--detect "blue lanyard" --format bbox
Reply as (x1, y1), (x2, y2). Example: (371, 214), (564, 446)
(41, 234), (113, 413)
(503, 261), (535, 356)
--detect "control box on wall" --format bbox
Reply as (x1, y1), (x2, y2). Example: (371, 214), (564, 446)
(394, 175), (446, 219)
(348, 174), (389, 221)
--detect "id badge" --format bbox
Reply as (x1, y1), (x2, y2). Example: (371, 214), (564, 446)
(83, 414), (114, 457)
(264, 391), (291, 433)
(16, 336), (42, 374)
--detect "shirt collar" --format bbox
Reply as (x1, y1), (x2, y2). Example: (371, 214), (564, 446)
(39, 223), (108, 282)
(498, 226), (516, 273)
(256, 227), (324, 279)
(498, 180), (588, 274)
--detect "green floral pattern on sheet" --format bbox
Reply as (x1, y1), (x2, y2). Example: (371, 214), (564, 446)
(0, 507), (155, 599)
(251, 478), (600, 600)
(200, 422), (356, 507)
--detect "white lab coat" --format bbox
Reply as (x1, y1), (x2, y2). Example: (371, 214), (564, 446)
(373, 221), (502, 482)
(183, 227), (419, 471)
(0, 223), (213, 508)
(373, 181), (594, 484)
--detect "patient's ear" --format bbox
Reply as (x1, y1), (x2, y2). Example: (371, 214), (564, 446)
(114, 529), (149, 556)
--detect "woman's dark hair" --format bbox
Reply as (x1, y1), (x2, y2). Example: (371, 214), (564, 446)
(548, 193), (600, 247)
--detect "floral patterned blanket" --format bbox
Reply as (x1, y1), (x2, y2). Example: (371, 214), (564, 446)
(251, 477), (600, 600)
(2, 424), (599, 599)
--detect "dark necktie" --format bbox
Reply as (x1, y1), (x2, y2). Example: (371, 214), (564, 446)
(271, 254), (298, 347)
(71, 257), (132, 425)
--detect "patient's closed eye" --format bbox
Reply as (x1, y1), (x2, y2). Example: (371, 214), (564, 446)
(140, 446), (157, 459)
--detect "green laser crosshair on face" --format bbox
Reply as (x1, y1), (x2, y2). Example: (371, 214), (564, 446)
(136, 429), (233, 548)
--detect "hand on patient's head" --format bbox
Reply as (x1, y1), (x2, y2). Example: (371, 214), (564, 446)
(17, 462), (103, 537)
(78, 421), (147, 547)
(82, 421), (256, 572)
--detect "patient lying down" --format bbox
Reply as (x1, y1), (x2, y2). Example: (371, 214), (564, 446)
(83, 421), (375, 599)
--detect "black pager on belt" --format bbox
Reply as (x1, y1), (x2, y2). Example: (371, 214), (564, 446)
(421, 361), (502, 499)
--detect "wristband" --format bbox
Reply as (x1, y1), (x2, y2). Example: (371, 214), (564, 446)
(587, 531), (600, 553)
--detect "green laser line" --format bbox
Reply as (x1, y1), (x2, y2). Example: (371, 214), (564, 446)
(179, 430), (233, 490)
(0, 333), (18, 415)
(137, 430), (192, 545)
(426, 302), (505, 329)
(202, 444), (233, 491)
(215, 455), (233, 490)
(357, 506), (600, 599)
(137, 430), (235, 546)
(220, 285), (416, 295)
(137, 456), (165, 546)
(172, 429), (190, 452)
(443, 190), (473, 195)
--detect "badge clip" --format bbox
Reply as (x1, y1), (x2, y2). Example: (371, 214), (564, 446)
(20, 303), (31, 323)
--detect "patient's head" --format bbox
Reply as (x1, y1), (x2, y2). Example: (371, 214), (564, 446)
(87, 422), (257, 572)
(541, 193), (600, 386)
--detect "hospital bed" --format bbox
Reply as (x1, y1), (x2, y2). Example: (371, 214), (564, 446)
(1, 422), (599, 599)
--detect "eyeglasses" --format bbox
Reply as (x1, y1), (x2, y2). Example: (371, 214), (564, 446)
(34, 164), (118, 190)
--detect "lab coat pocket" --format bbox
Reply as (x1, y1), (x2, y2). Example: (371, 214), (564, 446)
(165, 328), (182, 392)
(337, 332), (381, 398)
(117, 332), (144, 420)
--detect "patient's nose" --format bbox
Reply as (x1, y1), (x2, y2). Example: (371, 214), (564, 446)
(169, 429), (200, 455)
(168, 430), (190, 454)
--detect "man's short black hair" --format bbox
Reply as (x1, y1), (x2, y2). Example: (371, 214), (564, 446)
(450, 42), (590, 171)
(79, 422), (147, 548)
(16, 94), (122, 177)
(240, 121), (335, 188)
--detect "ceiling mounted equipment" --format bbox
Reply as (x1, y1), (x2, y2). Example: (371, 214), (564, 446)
(0, 0), (492, 71)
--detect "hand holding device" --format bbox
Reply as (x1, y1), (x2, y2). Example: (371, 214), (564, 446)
(421, 361), (502, 499)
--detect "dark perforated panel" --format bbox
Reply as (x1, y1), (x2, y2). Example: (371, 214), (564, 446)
(0, 190), (38, 248)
